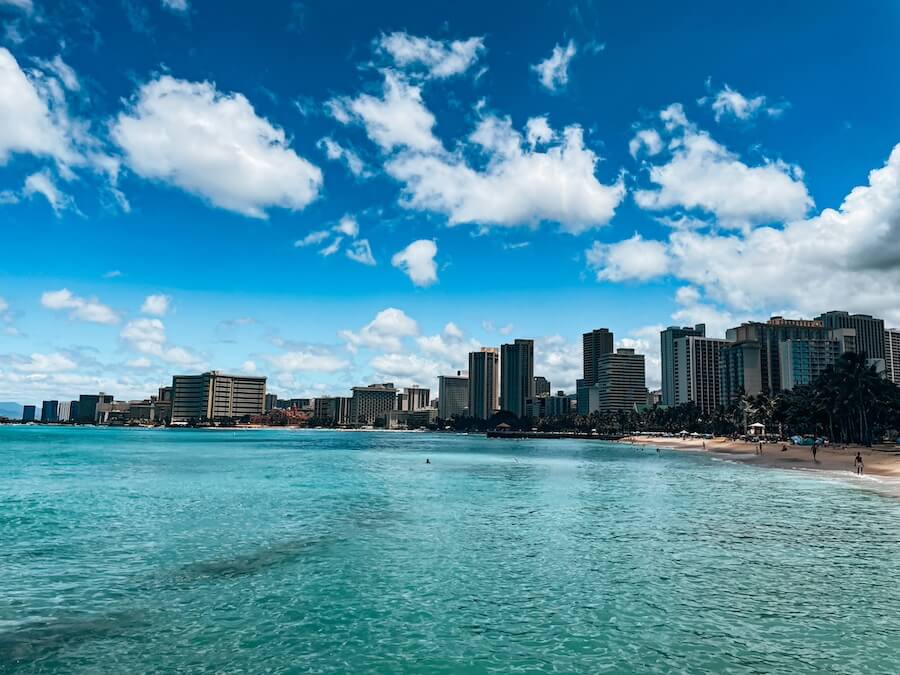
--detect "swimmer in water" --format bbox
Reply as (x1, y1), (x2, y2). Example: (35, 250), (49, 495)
(425, 458), (431, 464)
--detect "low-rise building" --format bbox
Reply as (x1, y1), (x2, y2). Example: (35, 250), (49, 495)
(313, 397), (352, 425)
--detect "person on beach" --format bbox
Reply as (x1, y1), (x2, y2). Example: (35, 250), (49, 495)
(702, 441), (706, 451)
(855, 452), (864, 475)
(781, 444), (788, 452)
(812, 443), (818, 462)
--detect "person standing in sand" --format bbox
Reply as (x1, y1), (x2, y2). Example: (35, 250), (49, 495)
(812, 443), (818, 463)
(855, 452), (864, 475)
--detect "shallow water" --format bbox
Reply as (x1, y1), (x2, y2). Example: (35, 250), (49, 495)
(2, 426), (899, 673)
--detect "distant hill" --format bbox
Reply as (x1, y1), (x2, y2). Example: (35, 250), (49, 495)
(0, 402), (23, 420)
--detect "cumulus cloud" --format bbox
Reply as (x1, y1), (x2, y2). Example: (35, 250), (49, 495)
(628, 128), (663, 158)
(141, 294), (170, 316)
(586, 234), (670, 281)
(317, 136), (369, 177)
(120, 317), (204, 367)
(334, 215), (359, 238)
(370, 352), (442, 387)
(525, 116), (554, 147)
(0, 47), (79, 168)
(633, 105), (812, 228)
(12, 352), (77, 373)
(387, 115), (624, 233)
(41, 288), (119, 324)
(532, 40), (576, 91)
(702, 83), (784, 122)
(601, 143), (900, 325)
(266, 350), (349, 373)
(377, 32), (485, 78)
(416, 322), (479, 366)
(534, 335), (581, 392)
(329, 70), (439, 153)
(111, 75), (322, 218)
(339, 307), (418, 353)
(391, 239), (438, 287)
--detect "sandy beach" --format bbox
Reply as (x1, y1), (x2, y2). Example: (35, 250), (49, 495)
(624, 435), (900, 478)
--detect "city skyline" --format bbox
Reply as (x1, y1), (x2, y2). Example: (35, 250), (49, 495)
(2, 1), (900, 403)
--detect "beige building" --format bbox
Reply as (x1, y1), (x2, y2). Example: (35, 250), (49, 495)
(171, 371), (267, 422)
(468, 348), (499, 419)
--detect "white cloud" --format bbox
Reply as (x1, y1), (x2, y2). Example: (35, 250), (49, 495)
(586, 234), (670, 282)
(141, 294), (171, 316)
(241, 359), (257, 373)
(295, 230), (330, 247)
(634, 107), (812, 228)
(120, 317), (204, 367)
(629, 129), (663, 158)
(266, 350), (349, 373)
(319, 237), (343, 257)
(329, 70), (439, 153)
(41, 288), (119, 324)
(127, 357), (152, 368)
(0, 1), (33, 12)
(23, 170), (74, 215)
(525, 116), (554, 147)
(387, 116), (624, 234)
(416, 322), (479, 366)
(339, 307), (418, 353)
(36, 55), (80, 92)
(601, 143), (900, 325)
(377, 32), (484, 78)
(12, 352), (77, 373)
(703, 84), (783, 123)
(346, 239), (376, 266)
(334, 215), (359, 237)
(317, 136), (368, 177)
(103, 270), (123, 279)
(112, 75), (322, 218)
(161, 0), (189, 12)
(391, 239), (438, 287)
(369, 352), (442, 388)
(0, 48), (79, 168)
(534, 335), (581, 392)
(532, 40), (576, 91)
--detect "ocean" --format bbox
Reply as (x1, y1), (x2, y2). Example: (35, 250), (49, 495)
(2, 426), (899, 673)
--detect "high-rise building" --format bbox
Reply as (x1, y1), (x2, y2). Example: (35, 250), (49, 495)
(57, 401), (72, 422)
(660, 324), (706, 406)
(500, 339), (534, 418)
(779, 338), (842, 390)
(725, 317), (832, 395)
(582, 328), (614, 386)
(22, 405), (36, 422)
(313, 396), (352, 425)
(400, 386), (431, 411)
(545, 392), (573, 417)
(264, 393), (278, 412)
(576, 378), (590, 415)
(40, 400), (59, 423)
(589, 348), (647, 412)
(533, 376), (551, 398)
(468, 348), (499, 420)
(673, 335), (727, 415)
(816, 311), (885, 361)
(437, 371), (468, 419)
(886, 329), (900, 386)
(350, 383), (397, 425)
(719, 341), (762, 405)
(77, 393), (113, 423)
(171, 372), (267, 422)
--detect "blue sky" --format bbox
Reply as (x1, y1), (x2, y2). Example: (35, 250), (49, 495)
(1, 0), (899, 403)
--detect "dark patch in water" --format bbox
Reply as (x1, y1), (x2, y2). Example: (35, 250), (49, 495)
(175, 535), (338, 581)
(0, 612), (144, 666)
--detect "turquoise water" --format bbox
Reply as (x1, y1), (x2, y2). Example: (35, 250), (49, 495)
(2, 427), (900, 674)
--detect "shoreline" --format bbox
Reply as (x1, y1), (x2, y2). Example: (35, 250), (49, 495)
(624, 434), (900, 479)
